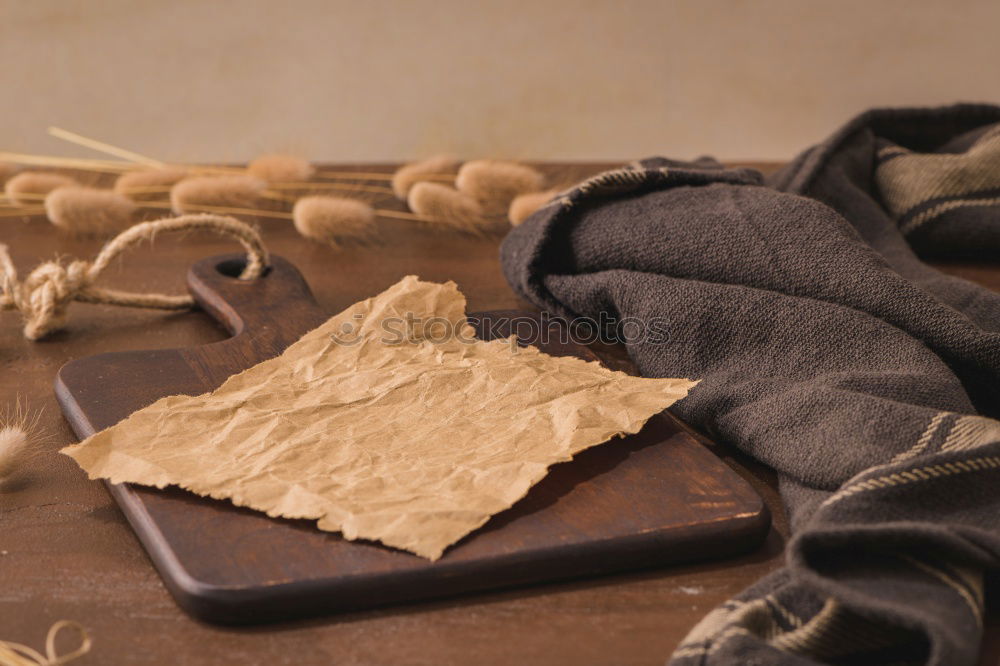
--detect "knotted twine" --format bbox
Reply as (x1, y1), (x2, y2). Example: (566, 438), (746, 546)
(0, 214), (268, 340)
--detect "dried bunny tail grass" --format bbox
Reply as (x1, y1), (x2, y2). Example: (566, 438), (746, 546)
(0, 151), (137, 173)
(508, 189), (560, 226)
(143, 201), (293, 221)
(0, 399), (43, 486)
(0, 425), (31, 486)
(268, 181), (394, 196)
(114, 168), (189, 195)
(0, 162), (19, 185)
(4, 172), (78, 206)
(248, 154), (316, 183)
(37, 127), (237, 177)
(407, 182), (494, 232)
(392, 155), (461, 200)
(48, 126), (164, 167)
(293, 196), (377, 246)
(455, 160), (545, 215)
(44, 186), (138, 235)
(170, 175), (267, 214)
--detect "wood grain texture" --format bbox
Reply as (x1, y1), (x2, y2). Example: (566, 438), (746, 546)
(54, 253), (768, 624)
(1, 162), (997, 665)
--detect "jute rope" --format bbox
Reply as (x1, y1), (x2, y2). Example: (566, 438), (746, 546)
(0, 621), (91, 666)
(0, 214), (268, 340)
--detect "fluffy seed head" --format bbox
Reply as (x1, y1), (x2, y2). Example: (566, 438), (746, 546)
(292, 196), (376, 246)
(0, 162), (19, 185)
(455, 160), (545, 215)
(4, 171), (78, 206)
(508, 189), (559, 226)
(248, 154), (316, 183)
(170, 175), (267, 214)
(0, 425), (30, 483)
(44, 186), (138, 235)
(407, 182), (494, 232)
(392, 155), (461, 200)
(114, 168), (189, 196)
(0, 399), (42, 486)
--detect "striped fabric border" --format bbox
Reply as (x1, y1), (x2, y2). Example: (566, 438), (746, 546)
(899, 555), (984, 627)
(672, 594), (918, 663)
(672, 410), (1000, 663)
(874, 122), (1000, 234)
(822, 412), (1000, 509)
(537, 160), (762, 220)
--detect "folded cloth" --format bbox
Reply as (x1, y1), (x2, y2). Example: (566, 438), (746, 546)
(773, 104), (1000, 262)
(500, 104), (1000, 665)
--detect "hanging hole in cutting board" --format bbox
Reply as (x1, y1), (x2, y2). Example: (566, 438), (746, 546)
(215, 257), (272, 280)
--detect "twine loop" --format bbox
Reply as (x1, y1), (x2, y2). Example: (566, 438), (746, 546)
(0, 620), (91, 666)
(0, 214), (268, 340)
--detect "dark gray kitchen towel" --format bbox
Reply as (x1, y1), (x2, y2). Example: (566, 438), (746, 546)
(500, 104), (1000, 665)
(771, 104), (1000, 263)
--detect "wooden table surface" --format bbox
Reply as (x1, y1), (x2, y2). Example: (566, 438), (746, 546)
(1, 163), (997, 665)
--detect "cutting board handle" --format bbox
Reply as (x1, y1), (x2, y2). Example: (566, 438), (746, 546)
(186, 253), (326, 338)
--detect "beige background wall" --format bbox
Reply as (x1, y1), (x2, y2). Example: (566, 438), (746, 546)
(2, 0), (998, 164)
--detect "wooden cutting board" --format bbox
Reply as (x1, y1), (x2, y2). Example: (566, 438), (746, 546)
(55, 253), (769, 625)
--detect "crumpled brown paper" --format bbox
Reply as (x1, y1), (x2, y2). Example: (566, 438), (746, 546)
(62, 276), (696, 560)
